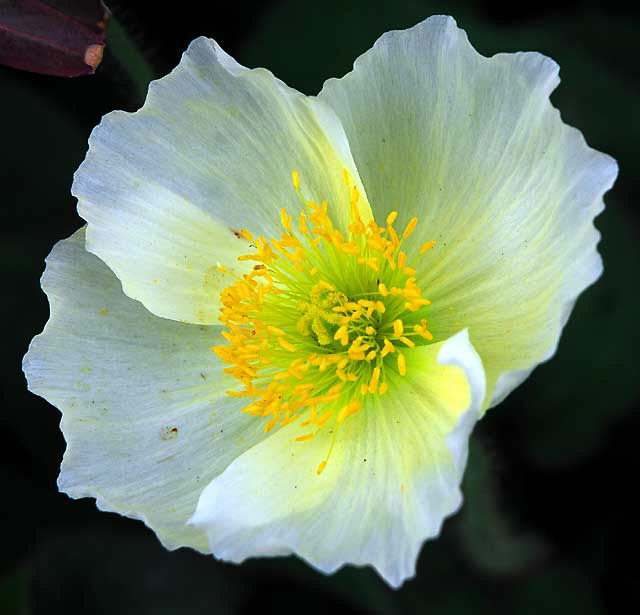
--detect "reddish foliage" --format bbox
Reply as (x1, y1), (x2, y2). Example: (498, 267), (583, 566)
(0, 0), (109, 77)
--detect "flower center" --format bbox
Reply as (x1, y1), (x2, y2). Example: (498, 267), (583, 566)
(213, 169), (436, 473)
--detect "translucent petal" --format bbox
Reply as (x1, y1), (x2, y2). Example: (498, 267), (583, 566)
(74, 37), (370, 324)
(190, 330), (485, 587)
(319, 16), (617, 407)
(23, 229), (267, 551)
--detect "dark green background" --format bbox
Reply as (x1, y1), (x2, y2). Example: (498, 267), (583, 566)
(2, 1), (638, 613)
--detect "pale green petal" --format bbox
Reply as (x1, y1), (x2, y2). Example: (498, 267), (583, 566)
(23, 229), (267, 551)
(190, 330), (485, 587)
(73, 37), (371, 325)
(319, 16), (617, 407)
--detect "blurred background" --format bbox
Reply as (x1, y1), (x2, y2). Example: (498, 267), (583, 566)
(2, 0), (638, 613)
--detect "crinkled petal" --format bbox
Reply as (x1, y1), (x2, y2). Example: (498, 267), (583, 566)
(319, 15), (617, 408)
(74, 37), (371, 324)
(23, 229), (268, 551)
(190, 330), (485, 587)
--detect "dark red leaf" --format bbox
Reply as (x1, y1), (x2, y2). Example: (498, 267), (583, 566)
(0, 0), (110, 77)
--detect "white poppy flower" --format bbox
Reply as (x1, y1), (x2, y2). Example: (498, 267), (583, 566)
(23, 16), (617, 587)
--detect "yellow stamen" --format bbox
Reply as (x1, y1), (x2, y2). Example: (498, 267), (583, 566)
(337, 400), (362, 423)
(381, 338), (395, 357)
(334, 325), (347, 341)
(397, 353), (407, 376)
(265, 416), (279, 432)
(397, 251), (407, 269)
(342, 168), (351, 187)
(214, 168), (436, 473)
(316, 409), (333, 426)
(402, 217), (418, 238)
(280, 208), (291, 230)
(299, 212), (309, 235)
(419, 240), (436, 254)
(393, 319), (404, 337)
(317, 280), (335, 292)
(368, 367), (381, 393)
(278, 337), (296, 352)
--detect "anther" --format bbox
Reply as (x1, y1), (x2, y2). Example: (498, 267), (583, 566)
(368, 367), (381, 393)
(393, 319), (404, 337)
(278, 337), (296, 352)
(397, 353), (407, 376)
(419, 240), (436, 254)
(402, 217), (418, 238)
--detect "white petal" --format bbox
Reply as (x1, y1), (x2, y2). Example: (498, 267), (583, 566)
(319, 15), (617, 407)
(190, 330), (485, 587)
(74, 37), (370, 325)
(23, 229), (268, 551)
